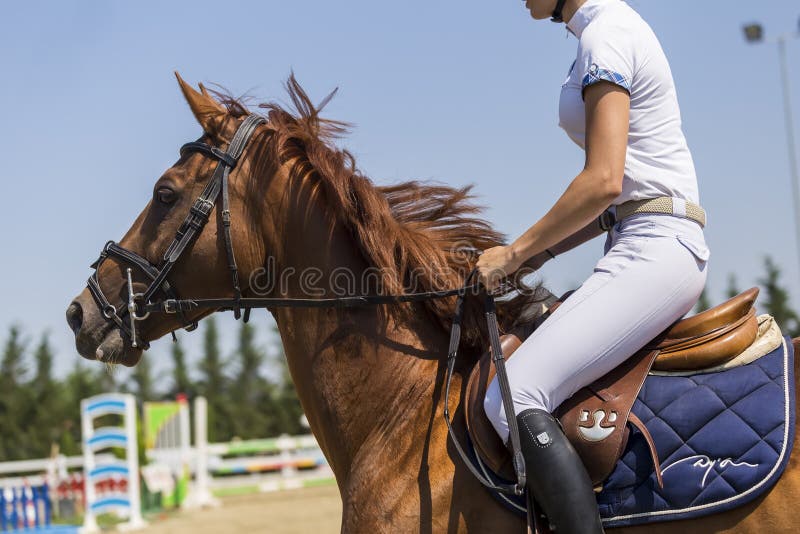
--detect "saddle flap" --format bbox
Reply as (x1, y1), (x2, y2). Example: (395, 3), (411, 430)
(554, 348), (659, 485)
(464, 328), (660, 486)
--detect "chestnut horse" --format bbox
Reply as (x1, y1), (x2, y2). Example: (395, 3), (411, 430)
(66, 75), (800, 533)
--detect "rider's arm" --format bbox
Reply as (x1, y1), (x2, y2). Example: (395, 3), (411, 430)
(521, 220), (606, 270)
(509, 81), (630, 267)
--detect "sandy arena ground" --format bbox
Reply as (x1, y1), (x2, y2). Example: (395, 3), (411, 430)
(143, 485), (342, 534)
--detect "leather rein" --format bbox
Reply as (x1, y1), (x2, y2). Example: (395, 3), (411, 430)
(85, 113), (527, 496)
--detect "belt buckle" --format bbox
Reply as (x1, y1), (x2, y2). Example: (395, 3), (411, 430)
(598, 210), (616, 232)
(164, 300), (179, 314)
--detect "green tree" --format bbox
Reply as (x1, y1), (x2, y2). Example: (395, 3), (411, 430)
(230, 322), (270, 439)
(26, 334), (65, 458)
(199, 317), (232, 441)
(60, 361), (115, 456)
(695, 287), (711, 313)
(31, 334), (55, 394)
(169, 337), (194, 399)
(130, 352), (158, 401)
(0, 326), (30, 460)
(266, 322), (304, 437)
(726, 274), (741, 299)
(1, 325), (27, 385)
(759, 256), (800, 337)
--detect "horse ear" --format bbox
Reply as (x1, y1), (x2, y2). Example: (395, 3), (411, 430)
(175, 72), (226, 134)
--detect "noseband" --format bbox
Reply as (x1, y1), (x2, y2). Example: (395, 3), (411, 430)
(87, 114), (266, 350)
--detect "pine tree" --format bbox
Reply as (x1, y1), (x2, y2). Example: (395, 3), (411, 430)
(169, 337), (194, 398)
(758, 256), (800, 337)
(27, 334), (64, 458)
(1, 325), (27, 385)
(726, 274), (741, 299)
(199, 317), (231, 441)
(695, 287), (711, 313)
(231, 322), (270, 439)
(0, 326), (30, 460)
(130, 353), (158, 401)
(59, 361), (116, 456)
(267, 322), (304, 436)
(32, 334), (54, 394)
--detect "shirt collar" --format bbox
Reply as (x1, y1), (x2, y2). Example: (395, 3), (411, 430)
(566, 0), (615, 38)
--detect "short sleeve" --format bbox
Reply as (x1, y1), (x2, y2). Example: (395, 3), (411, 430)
(575, 26), (634, 96)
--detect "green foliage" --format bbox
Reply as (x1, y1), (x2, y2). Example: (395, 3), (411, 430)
(726, 274), (741, 299)
(130, 352), (157, 402)
(265, 322), (305, 437)
(758, 256), (800, 337)
(0, 326), (31, 460)
(0, 316), (308, 462)
(695, 287), (711, 313)
(198, 316), (233, 442)
(169, 337), (194, 399)
(27, 335), (65, 458)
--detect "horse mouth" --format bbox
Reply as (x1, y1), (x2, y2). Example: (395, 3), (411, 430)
(77, 326), (142, 367)
(94, 328), (142, 367)
(68, 297), (143, 367)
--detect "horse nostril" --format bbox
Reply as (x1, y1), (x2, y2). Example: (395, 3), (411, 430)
(66, 302), (84, 335)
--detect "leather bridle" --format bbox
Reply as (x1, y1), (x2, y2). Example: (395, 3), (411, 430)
(84, 112), (528, 497)
(87, 114), (265, 350)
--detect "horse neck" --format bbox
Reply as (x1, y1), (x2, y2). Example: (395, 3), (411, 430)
(256, 163), (451, 482)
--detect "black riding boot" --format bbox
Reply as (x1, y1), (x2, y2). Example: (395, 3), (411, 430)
(517, 408), (604, 534)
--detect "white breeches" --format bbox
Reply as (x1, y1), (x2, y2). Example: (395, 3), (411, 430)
(484, 213), (709, 443)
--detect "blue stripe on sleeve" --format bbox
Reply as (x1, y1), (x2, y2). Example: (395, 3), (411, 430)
(582, 63), (630, 92)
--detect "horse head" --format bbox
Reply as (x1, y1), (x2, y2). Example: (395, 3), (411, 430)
(66, 73), (269, 366)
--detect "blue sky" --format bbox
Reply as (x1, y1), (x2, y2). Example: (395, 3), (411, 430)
(1, 1), (798, 379)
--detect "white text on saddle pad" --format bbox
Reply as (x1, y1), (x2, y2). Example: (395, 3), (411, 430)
(662, 455), (759, 487)
(578, 409), (617, 441)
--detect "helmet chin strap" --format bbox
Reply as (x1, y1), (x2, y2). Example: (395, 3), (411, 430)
(551, 0), (568, 22)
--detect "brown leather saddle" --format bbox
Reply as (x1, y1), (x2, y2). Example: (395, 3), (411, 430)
(464, 287), (760, 488)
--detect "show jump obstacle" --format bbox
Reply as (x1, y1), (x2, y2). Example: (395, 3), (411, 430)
(143, 395), (218, 509)
(80, 393), (146, 532)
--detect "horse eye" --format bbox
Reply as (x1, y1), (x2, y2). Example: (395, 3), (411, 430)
(156, 187), (177, 205)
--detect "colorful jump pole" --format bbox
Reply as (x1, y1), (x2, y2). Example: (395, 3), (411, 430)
(182, 396), (219, 508)
(81, 393), (146, 533)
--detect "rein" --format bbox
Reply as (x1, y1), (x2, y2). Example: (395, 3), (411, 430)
(85, 113), (527, 497)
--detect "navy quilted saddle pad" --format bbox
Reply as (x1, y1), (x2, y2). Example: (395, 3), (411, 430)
(600, 336), (795, 527)
(489, 336), (795, 527)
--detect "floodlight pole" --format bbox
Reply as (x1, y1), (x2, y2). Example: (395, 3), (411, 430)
(744, 21), (800, 275)
(776, 34), (800, 274)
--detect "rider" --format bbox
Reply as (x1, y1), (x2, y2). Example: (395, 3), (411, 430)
(478, 0), (709, 531)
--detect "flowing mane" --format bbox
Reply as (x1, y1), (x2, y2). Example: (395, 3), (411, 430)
(212, 76), (549, 349)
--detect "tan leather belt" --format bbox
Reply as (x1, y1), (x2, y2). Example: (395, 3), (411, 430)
(600, 196), (706, 230)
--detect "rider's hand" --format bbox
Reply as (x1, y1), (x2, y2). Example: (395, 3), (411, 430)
(475, 245), (524, 292)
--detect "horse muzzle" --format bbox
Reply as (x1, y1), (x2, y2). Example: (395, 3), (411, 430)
(66, 290), (143, 367)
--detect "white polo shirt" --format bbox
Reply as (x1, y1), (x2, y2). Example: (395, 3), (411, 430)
(558, 0), (700, 206)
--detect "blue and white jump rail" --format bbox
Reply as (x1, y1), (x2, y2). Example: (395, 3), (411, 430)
(80, 394), (145, 533)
